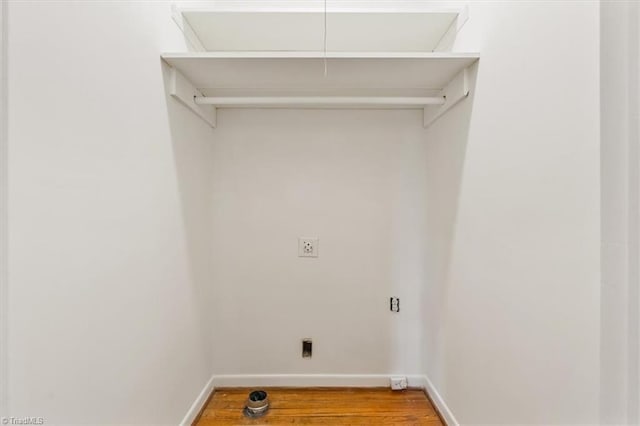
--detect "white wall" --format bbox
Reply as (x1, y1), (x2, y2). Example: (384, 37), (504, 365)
(3, 1), (607, 424)
(7, 1), (214, 423)
(423, 2), (601, 424)
(0, 0), (8, 419)
(209, 109), (428, 379)
(600, 1), (640, 424)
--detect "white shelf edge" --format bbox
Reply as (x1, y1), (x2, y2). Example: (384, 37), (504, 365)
(175, 5), (466, 14)
(161, 51), (481, 60)
(170, 4), (205, 52)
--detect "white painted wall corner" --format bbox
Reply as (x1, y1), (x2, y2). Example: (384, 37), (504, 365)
(424, 375), (459, 426)
(0, 0), (8, 419)
(179, 375), (215, 426)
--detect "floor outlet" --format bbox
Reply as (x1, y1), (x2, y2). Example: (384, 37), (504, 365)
(390, 377), (408, 390)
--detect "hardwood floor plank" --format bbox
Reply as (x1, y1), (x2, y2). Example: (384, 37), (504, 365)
(197, 416), (442, 425)
(194, 387), (444, 426)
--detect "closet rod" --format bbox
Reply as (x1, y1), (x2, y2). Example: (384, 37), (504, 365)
(193, 96), (446, 107)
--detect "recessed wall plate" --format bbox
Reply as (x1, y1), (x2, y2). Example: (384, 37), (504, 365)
(298, 238), (319, 257)
(390, 297), (400, 313)
(302, 339), (312, 358)
(390, 376), (408, 390)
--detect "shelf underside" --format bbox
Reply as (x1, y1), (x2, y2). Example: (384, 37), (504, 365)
(182, 10), (459, 52)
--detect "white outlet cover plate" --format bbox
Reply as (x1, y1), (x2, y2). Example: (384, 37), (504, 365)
(298, 238), (319, 257)
(390, 377), (408, 390)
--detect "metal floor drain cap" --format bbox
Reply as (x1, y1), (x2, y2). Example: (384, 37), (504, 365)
(244, 390), (269, 418)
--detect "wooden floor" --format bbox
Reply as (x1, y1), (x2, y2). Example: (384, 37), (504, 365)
(194, 387), (444, 425)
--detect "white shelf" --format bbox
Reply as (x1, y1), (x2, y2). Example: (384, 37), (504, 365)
(164, 3), (478, 128)
(161, 51), (479, 128)
(178, 6), (462, 52)
(162, 52), (478, 93)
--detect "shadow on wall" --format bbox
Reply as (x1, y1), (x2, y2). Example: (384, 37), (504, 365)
(161, 60), (215, 368)
(422, 63), (478, 390)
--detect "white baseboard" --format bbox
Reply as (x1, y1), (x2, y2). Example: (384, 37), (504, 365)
(211, 374), (426, 388)
(424, 375), (459, 426)
(179, 374), (215, 426)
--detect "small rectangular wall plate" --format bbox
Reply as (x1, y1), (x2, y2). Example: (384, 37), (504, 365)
(298, 238), (319, 257)
(390, 377), (408, 390)
(302, 339), (312, 358)
(390, 297), (400, 312)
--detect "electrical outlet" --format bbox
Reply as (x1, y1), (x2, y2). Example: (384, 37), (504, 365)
(390, 377), (408, 390)
(390, 297), (400, 312)
(298, 238), (319, 257)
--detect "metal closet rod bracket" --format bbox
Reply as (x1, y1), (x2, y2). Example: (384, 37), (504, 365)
(423, 67), (470, 128)
(169, 67), (217, 128)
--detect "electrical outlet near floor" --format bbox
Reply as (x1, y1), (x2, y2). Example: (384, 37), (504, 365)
(298, 238), (319, 257)
(390, 377), (408, 390)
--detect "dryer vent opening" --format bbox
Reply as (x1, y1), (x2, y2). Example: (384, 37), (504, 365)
(243, 390), (269, 418)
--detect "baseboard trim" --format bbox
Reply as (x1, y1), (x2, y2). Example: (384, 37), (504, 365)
(179, 374), (215, 426)
(424, 375), (459, 426)
(211, 374), (426, 388)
